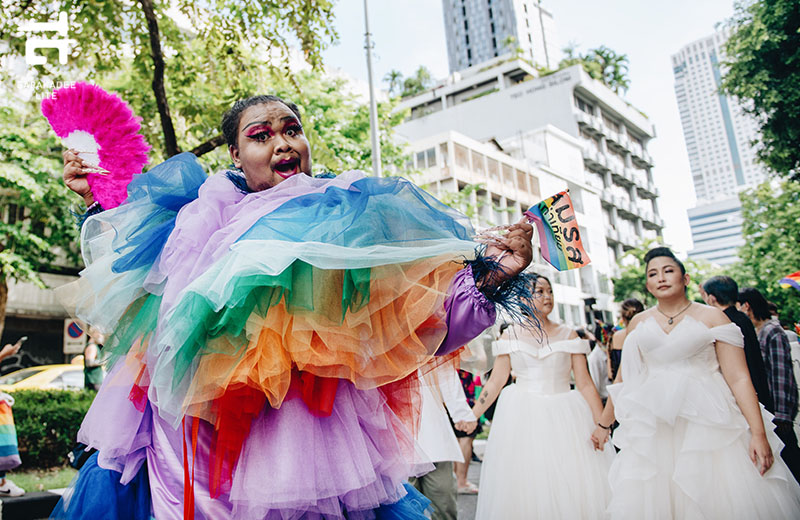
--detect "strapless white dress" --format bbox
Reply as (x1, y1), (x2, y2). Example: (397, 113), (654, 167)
(608, 316), (800, 519)
(475, 324), (614, 519)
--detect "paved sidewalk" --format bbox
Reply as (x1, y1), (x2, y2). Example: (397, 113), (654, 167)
(455, 439), (485, 520)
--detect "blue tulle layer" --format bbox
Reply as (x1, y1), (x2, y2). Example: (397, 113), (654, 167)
(110, 152), (207, 273)
(375, 483), (432, 519)
(50, 452), (151, 520)
(238, 176), (474, 248)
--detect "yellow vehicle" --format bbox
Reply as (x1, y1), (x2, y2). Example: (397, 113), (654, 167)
(0, 365), (85, 391)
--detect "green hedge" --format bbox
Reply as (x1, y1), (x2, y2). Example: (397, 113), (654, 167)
(8, 389), (96, 469)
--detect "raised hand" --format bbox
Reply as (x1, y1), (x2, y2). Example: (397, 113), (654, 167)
(62, 149), (95, 206)
(0, 342), (21, 361)
(482, 222), (534, 287)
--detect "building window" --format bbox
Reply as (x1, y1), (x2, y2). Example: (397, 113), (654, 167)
(467, 49), (472, 61)
(439, 143), (449, 167)
(488, 7), (493, 18)
(516, 169), (527, 192)
(502, 163), (514, 186)
(602, 114), (621, 133)
(464, 20), (468, 30)
(492, 37), (497, 48)
(471, 151), (486, 176)
(454, 144), (469, 169)
(465, 35), (469, 45)
(574, 95), (594, 115)
(487, 158), (500, 182)
(529, 176), (540, 198)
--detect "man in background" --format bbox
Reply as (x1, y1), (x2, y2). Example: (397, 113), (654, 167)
(738, 287), (800, 483)
(701, 277), (773, 411)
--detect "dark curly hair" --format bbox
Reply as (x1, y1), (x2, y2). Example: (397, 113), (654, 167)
(221, 95), (302, 147)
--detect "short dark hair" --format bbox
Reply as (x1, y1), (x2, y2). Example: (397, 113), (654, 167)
(702, 275), (738, 307)
(737, 287), (772, 321)
(644, 247), (686, 275)
(221, 95), (302, 147)
(767, 301), (778, 315)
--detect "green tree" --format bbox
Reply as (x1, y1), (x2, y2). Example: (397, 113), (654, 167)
(0, 1), (337, 160)
(0, 104), (81, 340)
(383, 69), (404, 97)
(728, 180), (800, 323)
(401, 66), (434, 98)
(558, 44), (630, 94)
(722, 0), (800, 181)
(258, 70), (411, 176)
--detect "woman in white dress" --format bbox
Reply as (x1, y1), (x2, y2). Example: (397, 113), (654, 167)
(593, 247), (800, 519)
(472, 274), (614, 519)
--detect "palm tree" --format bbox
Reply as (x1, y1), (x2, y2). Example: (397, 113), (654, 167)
(586, 46), (630, 94)
(383, 69), (403, 97)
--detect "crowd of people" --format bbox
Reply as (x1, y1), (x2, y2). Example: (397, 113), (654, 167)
(44, 90), (799, 519)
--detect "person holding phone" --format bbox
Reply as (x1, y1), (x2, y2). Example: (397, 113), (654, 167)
(0, 338), (25, 497)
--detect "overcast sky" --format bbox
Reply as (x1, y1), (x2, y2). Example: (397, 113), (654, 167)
(322, 0), (738, 255)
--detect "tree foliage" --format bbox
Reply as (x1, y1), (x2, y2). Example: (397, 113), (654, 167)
(722, 0), (800, 181)
(383, 66), (434, 99)
(0, 104), (81, 339)
(726, 181), (800, 324)
(0, 0), (338, 160)
(560, 44), (630, 94)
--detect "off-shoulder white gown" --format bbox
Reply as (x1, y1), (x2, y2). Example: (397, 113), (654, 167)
(475, 324), (614, 519)
(608, 316), (800, 519)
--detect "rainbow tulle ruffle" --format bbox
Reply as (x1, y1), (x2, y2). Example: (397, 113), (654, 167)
(58, 153), (479, 512)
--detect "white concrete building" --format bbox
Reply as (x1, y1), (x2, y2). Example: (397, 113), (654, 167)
(671, 30), (767, 265)
(442, 0), (559, 73)
(406, 129), (616, 326)
(397, 58), (663, 266)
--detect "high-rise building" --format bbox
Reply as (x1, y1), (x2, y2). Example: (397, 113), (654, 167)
(396, 58), (663, 325)
(671, 30), (767, 265)
(442, 0), (559, 73)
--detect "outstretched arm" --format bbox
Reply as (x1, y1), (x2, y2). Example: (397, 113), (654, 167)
(471, 354), (511, 419)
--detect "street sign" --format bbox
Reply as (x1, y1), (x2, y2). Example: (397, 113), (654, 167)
(63, 319), (87, 354)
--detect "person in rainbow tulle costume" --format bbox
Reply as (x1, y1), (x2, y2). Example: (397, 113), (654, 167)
(51, 94), (535, 519)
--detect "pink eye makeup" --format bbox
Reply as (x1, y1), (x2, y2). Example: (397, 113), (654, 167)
(245, 125), (273, 139)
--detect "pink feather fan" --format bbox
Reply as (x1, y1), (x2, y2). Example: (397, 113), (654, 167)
(41, 82), (151, 209)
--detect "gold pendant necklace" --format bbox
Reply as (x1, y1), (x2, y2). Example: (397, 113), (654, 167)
(656, 301), (693, 325)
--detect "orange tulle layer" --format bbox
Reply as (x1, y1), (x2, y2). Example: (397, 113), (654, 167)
(182, 259), (461, 423)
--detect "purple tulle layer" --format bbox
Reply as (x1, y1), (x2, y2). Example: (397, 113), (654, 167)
(79, 367), (430, 519)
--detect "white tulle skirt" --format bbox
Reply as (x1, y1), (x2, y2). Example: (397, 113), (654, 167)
(608, 369), (800, 519)
(475, 384), (614, 519)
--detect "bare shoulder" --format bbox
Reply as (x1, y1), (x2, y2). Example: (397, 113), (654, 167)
(611, 328), (628, 349)
(691, 302), (730, 328)
(627, 308), (655, 333)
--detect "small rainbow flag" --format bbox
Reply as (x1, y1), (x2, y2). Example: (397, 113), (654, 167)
(779, 271), (800, 292)
(524, 191), (591, 271)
